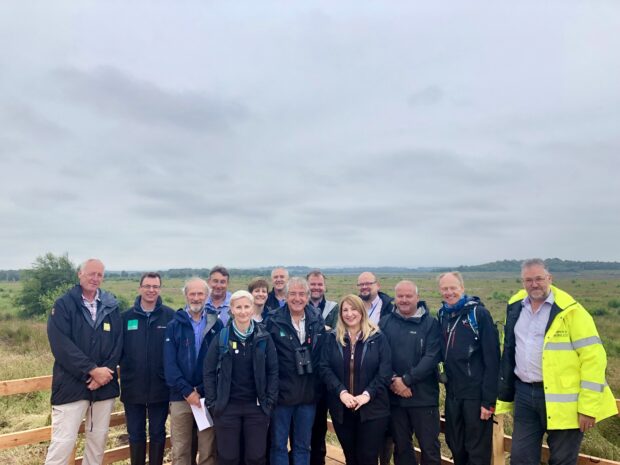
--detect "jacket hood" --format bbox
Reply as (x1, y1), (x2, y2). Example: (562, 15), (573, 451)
(393, 300), (429, 323)
(440, 295), (482, 317)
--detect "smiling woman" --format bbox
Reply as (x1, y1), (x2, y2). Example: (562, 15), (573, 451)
(319, 294), (392, 465)
(203, 290), (279, 465)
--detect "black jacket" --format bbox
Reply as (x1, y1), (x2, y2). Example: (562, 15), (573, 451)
(377, 291), (395, 318)
(265, 305), (325, 405)
(379, 302), (441, 407)
(497, 297), (562, 403)
(204, 324), (279, 416)
(437, 297), (500, 409)
(265, 289), (285, 312)
(319, 330), (392, 423)
(47, 285), (122, 405)
(120, 296), (175, 404)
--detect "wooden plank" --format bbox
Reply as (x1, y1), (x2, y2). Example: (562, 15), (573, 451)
(0, 425), (53, 450)
(0, 375), (52, 396)
(502, 434), (620, 465)
(75, 437), (171, 465)
(492, 415), (505, 465)
(328, 419), (454, 465)
(0, 412), (126, 450)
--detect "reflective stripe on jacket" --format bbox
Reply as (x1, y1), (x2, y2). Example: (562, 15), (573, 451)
(496, 286), (617, 428)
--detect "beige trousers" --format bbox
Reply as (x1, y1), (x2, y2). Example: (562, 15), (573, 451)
(44, 398), (115, 465)
(170, 400), (216, 465)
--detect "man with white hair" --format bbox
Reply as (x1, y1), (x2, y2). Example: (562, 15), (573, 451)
(164, 278), (223, 465)
(266, 277), (325, 465)
(45, 258), (122, 465)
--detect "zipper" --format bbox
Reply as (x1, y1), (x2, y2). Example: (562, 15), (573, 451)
(349, 337), (356, 395)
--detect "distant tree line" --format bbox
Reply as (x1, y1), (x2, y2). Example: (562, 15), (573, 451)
(455, 258), (620, 272)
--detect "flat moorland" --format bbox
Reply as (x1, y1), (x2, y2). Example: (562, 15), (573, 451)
(0, 271), (618, 463)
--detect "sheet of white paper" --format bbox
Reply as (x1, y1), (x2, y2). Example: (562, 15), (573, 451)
(191, 398), (213, 431)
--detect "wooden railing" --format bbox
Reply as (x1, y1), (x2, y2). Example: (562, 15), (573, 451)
(1, 375), (619, 465)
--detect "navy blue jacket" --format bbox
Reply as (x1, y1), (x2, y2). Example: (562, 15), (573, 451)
(265, 289), (285, 312)
(164, 309), (223, 401)
(47, 285), (122, 405)
(120, 296), (175, 404)
(379, 302), (441, 407)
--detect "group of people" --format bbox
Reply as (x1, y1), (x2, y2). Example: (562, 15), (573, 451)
(43, 258), (617, 465)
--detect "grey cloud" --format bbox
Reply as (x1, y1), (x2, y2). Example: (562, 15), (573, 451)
(9, 188), (79, 210)
(408, 86), (444, 107)
(52, 66), (249, 132)
(0, 101), (66, 141)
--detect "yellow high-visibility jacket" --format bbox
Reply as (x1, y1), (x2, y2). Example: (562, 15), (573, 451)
(496, 286), (617, 429)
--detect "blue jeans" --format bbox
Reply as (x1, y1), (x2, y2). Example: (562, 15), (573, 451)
(271, 403), (316, 465)
(124, 401), (169, 444)
(510, 380), (583, 465)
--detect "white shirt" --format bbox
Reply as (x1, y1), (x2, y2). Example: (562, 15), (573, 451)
(367, 295), (383, 324)
(514, 292), (554, 383)
(292, 314), (306, 344)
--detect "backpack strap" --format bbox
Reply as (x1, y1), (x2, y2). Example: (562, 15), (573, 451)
(216, 327), (230, 372)
(467, 306), (479, 337)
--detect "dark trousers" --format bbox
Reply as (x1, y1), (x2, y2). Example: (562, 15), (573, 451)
(510, 380), (584, 465)
(391, 406), (441, 465)
(214, 402), (270, 465)
(124, 401), (169, 444)
(311, 395), (328, 465)
(444, 396), (492, 465)
(332, 409), (389, 465)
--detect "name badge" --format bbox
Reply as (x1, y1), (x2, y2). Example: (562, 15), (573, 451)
(103, 323), (111, 332)
(127, 320), (138, 331)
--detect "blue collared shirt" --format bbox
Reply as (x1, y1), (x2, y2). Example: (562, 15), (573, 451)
(514, 291), (555, 383)
(185, 308), (207, 360)
(205, 291), (232, 325)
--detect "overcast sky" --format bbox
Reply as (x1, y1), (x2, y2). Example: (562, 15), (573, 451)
(1, 1), (619, 270)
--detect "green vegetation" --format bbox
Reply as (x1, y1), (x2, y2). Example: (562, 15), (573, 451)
(15, 253), (76, 318)
(1, 270), (619, 463)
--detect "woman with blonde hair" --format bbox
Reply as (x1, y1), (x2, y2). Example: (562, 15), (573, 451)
(204, 290), (279, 465)
(319, 294), (392, 465)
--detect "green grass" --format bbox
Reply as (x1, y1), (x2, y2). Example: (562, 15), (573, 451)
(1, 271), (619, 463)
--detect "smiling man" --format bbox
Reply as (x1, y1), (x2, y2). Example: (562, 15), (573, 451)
(356, 271), (394, 325)
(266, 277), (325, 465)
(437, 271), (500, 465)
(164, 278), (223, 465)
(120, 272), (175, 465)
(497, 259), (618, 465)
(266, 267), (289, 311)
(45, 258), (122, 465)
(379, 280), (442, 465)
(206, 265), (232, 325)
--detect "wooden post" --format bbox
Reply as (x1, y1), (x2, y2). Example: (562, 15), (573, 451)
(492, 415), (505, 465)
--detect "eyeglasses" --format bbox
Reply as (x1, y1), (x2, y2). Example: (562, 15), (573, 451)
(522, 277), (548, 286)
(141, 285), (161, 290)
(356, 281), (377, 288)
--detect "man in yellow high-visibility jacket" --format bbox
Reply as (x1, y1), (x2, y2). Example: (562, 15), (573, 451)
(496, 259), (617, 465)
